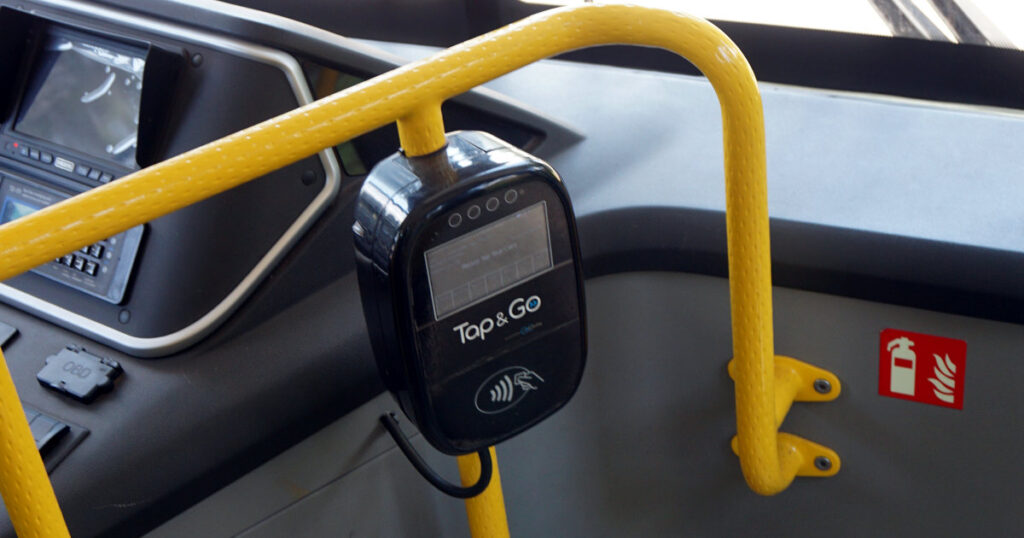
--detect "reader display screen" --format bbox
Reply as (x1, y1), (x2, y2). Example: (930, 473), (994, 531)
(0, 198), (40, 224)
(426, 201), (552, 320)
(15, 30), (146, 168)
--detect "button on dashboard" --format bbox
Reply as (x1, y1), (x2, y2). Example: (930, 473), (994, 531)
(54, 157), (75, 173)
(25, 410), (68, 453)
(37, 346), (122, 403)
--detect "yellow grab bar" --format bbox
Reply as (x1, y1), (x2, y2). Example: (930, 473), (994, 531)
(2, 4), (769, 286)
(458, 447), (510, 538)
(397, 107), (511, 536)
(383, 3), (842, 497)
(0, 4), (845, 535)
(0, 352), (68, 537)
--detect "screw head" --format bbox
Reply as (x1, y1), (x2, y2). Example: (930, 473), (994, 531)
(814, 456), (832, 471)
(813, 378), (832, 394)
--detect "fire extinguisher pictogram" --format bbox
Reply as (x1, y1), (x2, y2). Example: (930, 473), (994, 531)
(886, 336), (916, 396)
(879, 329), (966, 410)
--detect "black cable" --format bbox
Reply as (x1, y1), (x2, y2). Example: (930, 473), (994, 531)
(380, 413), (492, 499)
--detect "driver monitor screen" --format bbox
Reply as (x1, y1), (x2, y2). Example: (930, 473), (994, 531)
(426, 201), (553, 320)
(15, 30), (146, 168)
(0, 198), (40, 224)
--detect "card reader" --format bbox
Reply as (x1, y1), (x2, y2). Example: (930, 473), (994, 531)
(354, 131), (587, 454)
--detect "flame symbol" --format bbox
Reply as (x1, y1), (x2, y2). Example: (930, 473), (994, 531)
(928, 353), (956, 403)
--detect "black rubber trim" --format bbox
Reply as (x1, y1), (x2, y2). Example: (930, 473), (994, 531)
(931, 0), (990, 45)
(578, 207), (1024, 325)
(869, 0), (929, 39)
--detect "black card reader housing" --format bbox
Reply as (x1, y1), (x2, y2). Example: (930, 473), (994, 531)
(353, 131), (587, 454)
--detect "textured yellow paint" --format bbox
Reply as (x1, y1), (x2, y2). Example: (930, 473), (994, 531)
(0, 4), (839, 534)
(0, 349), (68, 538)
(731, 433), (841, 478)
(397, 104), (447, 157)
(458, 447), (510, 538)
(728, 355), (842, 479)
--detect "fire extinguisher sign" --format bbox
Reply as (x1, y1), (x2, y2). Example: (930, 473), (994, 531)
(879, 329), (966, 410)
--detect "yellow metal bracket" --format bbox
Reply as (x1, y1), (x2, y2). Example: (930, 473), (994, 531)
(728, 356), (842, 483)
(0, 3), (843, 536)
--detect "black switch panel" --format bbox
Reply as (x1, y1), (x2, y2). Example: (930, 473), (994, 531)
(0, 321), (16, 349)
(21, 404), (88, 473)
(37, 346), (122, 403)
(22, 407), (68, 453)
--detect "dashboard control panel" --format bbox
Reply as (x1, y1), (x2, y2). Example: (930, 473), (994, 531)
(0, 17), (169, 304)
(0, 4), (341, 355)
(0, 172), (143, 303)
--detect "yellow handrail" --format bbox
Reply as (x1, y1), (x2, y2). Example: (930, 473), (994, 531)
(0, 352), (68, 537)
(397, 106), (511, 537)
(0, 4), (843, 535)
(458, 447), (510, 538)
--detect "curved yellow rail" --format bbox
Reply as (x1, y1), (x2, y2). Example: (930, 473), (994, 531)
(0, 3), (843, 535)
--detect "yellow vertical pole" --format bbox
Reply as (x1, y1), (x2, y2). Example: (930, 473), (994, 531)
(0, 349), (69, 537)
(397, 104), (511, 538)
(458, 448), (510, 538)
(397, 103), (447, 157)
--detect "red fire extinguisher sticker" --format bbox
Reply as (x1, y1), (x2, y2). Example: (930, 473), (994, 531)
(879, 329), (966, 409)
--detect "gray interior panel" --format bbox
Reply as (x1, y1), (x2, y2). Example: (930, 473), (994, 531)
(369, 41), (1024, 255)
(145, 395), (466, 537)
(151, 271), (1024, 537)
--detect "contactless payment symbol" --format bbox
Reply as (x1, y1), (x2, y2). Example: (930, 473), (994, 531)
(879, 328), (966, 409)
(474, 366), (544, 415)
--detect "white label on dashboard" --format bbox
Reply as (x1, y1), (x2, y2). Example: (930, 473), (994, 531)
(54, 158), (75, 172)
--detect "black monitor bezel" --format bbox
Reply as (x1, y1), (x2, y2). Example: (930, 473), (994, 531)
(11, 24), (150, 171)
(0, 11), (184, 178)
